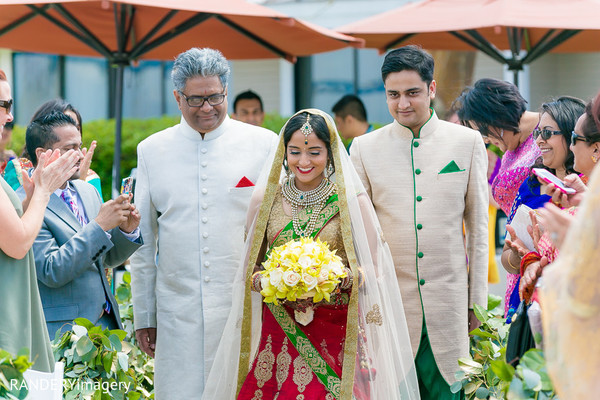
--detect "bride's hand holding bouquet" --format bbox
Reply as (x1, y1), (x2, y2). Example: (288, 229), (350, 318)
(258, 237), (348, 306)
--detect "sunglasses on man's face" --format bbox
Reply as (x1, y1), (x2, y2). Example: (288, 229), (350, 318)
(0, 99), (12, 114)
(532, 128), (562, 141)
(571, 131), (590, 144)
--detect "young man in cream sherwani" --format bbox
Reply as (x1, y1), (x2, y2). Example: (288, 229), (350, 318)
(350, 45), (488, 399)
(130, 48), (277, 399)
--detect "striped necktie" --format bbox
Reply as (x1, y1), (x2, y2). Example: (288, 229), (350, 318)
(61, 189), (87, 226)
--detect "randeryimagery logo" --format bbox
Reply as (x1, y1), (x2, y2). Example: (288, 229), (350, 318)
(9, 378), (131, 394)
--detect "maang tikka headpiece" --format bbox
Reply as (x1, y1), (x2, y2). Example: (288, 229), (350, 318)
(300, 114), (313, 145)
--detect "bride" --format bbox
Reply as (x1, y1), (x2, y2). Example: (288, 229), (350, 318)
(202, 109), (420, 399)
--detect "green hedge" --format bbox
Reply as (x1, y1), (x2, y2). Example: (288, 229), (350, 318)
(9, 113), (290, 201)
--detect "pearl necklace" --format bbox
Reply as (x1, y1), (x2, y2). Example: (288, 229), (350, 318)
(281, 176), (337, 237)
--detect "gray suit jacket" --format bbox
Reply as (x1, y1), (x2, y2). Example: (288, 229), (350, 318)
(20, 180), (142, 338)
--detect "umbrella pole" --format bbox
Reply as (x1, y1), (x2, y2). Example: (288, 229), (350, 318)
(111, 63), (125, 199)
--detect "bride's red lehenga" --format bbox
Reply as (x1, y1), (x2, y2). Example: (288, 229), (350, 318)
(237, 191), (369, 400)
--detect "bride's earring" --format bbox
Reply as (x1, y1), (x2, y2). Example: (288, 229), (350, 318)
(284, 158), (293, 182)
(326, 161), (334, 178)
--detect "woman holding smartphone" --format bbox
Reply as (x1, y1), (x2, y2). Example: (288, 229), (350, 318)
(503, 97), (584, 318)
(541, 100), (600, 397)
(538, 92), (600, 248)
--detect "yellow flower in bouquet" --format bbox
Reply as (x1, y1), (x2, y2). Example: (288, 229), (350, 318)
(259, 237), (347, 305)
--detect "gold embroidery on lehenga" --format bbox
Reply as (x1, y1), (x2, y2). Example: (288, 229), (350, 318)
(293, 356), (313, 394)
(366, 304), (383, 326)
(296, 336), (328, 375)
(254, 335), (275, 394)
(276, 337), (292, 391)
(251, 390), (263, 400)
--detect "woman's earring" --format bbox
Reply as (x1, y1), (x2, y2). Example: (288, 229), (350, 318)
(326, 162), (334, 178)
(592, 154), (598, 164)
(283, 158), (293, 181)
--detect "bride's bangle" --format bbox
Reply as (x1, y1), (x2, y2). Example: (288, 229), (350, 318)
(340, 268), (354, 290)
(251, 272), (262, 292)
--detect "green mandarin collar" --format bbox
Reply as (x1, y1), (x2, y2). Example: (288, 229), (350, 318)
(394, 108), (439, 139)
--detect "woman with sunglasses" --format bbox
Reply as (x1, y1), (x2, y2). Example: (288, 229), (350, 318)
(541, 93), (600, 398)
(500, 97), (584, 323)
(537, 93), (600, 249)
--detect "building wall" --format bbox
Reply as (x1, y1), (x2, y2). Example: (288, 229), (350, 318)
(529, 53), (600, 108)
(229, 59), (290, 116)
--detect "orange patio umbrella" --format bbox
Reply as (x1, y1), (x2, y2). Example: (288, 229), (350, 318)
(0, 0), (363, 195)
(338, 0), (600, 86)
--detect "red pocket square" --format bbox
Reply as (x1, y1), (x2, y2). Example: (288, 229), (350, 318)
(235, 176), (254, 188)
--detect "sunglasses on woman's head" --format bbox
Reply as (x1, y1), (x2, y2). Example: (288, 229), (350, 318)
(532, 128), (562, 141)
(571, 131), (590, 143)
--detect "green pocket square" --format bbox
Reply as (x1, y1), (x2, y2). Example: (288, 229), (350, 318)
(439, 160), (465, 174)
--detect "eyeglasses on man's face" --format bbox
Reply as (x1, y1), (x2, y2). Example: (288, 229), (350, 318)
(179, 91), (225, 108)
(571, 131), (590, 144)
(533, 128), (562, 141)
(0, 99), (13, 114)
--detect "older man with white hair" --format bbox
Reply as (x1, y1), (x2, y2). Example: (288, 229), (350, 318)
(130, 47), (277, 399)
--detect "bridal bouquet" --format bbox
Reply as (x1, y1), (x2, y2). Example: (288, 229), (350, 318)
(259, 237), (348, 305)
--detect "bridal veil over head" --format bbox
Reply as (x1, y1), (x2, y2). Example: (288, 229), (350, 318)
(202, 109), (420, 399)
(541, 166), (600, 398)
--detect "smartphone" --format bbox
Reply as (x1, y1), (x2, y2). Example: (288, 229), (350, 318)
(120, 176), (133, 196)
(532, 168), (576, 194)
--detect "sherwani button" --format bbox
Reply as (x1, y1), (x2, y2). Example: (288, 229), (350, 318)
(201, 175), (208, 181)
(202, 217), (208, 223)
(204, 276), (210, 282)
(418, 252), (424, 258)
(413, 141), (420, 148)
(203, 247), (209, 253)
(203, 232), (209, 238)
(417, 224), (423, 230)
(204, 261), (210, 268)
(419, 278), (425, 286)
(416, 196), (423, 202)
(202, 188), (208, 194)
(202, 203), (208, 210)
(415, 169), (421, 175)
(201, 148), (207, 154)
(201, 161), (207, 167)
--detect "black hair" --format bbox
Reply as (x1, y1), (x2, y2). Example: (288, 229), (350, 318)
(456, 78), (527, 141)
(527, 96), (585, 189)
(31, 98), (83, 134)
(580, 93), (600, 144)
(26, 111), (78, 166)
(233, 90), (263, 113)
(331, 94), (368, 122)
(283, 112), (333, 171)
(381, 45), (434, 85)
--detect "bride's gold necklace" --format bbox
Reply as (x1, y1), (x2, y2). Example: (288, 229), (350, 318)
(281, 176), (336, 237)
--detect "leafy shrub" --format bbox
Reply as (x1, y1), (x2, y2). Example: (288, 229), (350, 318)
(51, 272), (153, 399)
(53, 318), (153, 400)
(451, 295), (556, 399)
(0, 349), (32, 400)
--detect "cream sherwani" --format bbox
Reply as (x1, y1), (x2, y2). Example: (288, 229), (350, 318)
(350, 111), (488, 384)
(130, 115), (277, 399)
